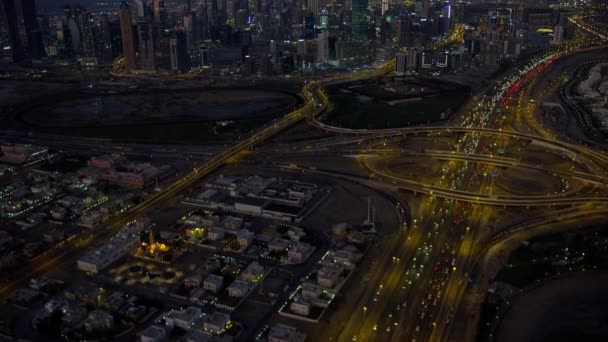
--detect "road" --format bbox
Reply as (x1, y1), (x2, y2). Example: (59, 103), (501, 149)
(317, 16), (608, 342)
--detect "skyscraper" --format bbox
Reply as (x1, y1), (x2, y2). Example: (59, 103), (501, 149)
(317, 32), (329, 61)
(138, 17), (156, 69)
(22, 0), (46, 59)
(351, 0), (368, 42)
(1, 0), (23, 61)
(423, 0), (431, 18)
(119, 1), (136, 71)
(307, 0), (319, 16)
(381, 0), (389, 16)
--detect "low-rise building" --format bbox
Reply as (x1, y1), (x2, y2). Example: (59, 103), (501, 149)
(236, 230), (254, 248)
(240, 262), (264, 283)
(202, 312), (232, 335)
(317, 264), (343, 289)
(208, 228), (225, 241)
(301, 284), (322, 299)
(164, 306), (203, 331)
(268, 324), (307, 342)
(140, 324), (166, 342)
(203, 274), (224, 294)
(62, 305), (88, 326)
(227, 280), (249, 298)
(84, 310), (114, 332)
(286, 243), (314, 264)
(268, 238), (290, 252)
(289, 300), (310, 316)
(332, 247), (362, 269)
(185, 274), (203, 288)
(77, 225), (141, 273)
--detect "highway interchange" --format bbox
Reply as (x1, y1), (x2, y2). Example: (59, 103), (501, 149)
(1, 14), (608, 342)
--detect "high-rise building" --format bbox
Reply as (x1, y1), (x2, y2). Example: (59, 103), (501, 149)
(422, 0), (431, 18)
(406, 47), (419, 71)
(22, 0), (46, 59)
(317, 32), (329, 61)
(119, 1), (136, 71)
(351, 0), (368, 42)
(304, 14), (315, 39)
(381, 0), (389, 16)
(169, 30), (189, 72)
(457, 1), (470, 24)
(395, 52), (407, 73)
(153, 0), (165, 24)
(134, 1), (155, 69)
(1, 0), (23, 61)
(137, 16), (156, 69)
(307, 0), (319, 16)
(320, 8), (329, 30)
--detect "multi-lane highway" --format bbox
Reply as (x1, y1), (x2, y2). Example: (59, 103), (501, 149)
(312, 16), (608, 342)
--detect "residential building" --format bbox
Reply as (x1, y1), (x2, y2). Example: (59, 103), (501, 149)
(203, 274), (224, 294)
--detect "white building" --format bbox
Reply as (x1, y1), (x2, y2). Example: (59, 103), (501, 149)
(289, 300), (310, 316)
(77, 226), (141, 273)
(234, 197), (267, 215)
(164, 306), (203, 331)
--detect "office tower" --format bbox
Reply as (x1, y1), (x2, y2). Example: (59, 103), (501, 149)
(153, 0), (167, 28)
(138, 17), (156, 69)
(119, 1), (136, 71)
(307, 0), (319, 16)
(169, 30), (188, 72)
(77, 10), (96, 57)
(381, 0), (388, 16)
(1, 0), (23, 61)
(351, 0), (368, 42)
(183, 14), (193, 48)
(320, 8), (329, 30)
(304, 14), (315, 39)
(199, 43), (210, 67)
(22, 0), (46, 59)
(317, 32), (329, 61)
(95, 14), (114, 62)
(443, 1), (452, 33)
(406, 47), (419, 71)
(423, 0), (431, 18)
(134, 0), (156, 69)
(457, 1), (470, 24)
(395, 52), (406, 73)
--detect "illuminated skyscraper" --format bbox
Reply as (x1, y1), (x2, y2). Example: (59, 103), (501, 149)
(119, 1), (136, 71)
(351, 0), (368, 42)
(381, 0), (389, 16)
